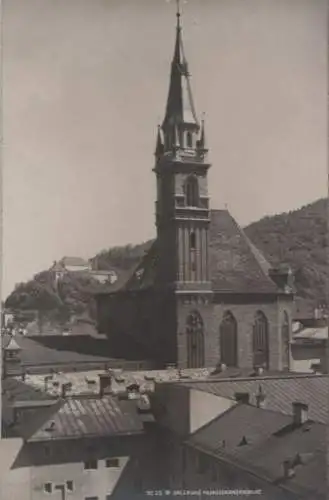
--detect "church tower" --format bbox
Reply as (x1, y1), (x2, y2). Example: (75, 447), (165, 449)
(154, 4), (211, 293)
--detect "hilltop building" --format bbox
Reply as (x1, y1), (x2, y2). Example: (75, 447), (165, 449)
(96, 8), (294, 370)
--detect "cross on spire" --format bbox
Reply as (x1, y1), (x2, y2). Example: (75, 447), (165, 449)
(176, 0), (181, 20)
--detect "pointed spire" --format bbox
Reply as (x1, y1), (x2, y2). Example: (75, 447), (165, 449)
(155, 125), (164, 157)
(162, 1), (198, 129)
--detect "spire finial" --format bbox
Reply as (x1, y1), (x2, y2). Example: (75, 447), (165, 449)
(176, 0), (181, 21)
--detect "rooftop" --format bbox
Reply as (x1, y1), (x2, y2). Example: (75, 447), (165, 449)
(60, 256), (90, 267)
(186, 403), (326, 498)
(178, 374), (328, 424)
(4, 395), (144, 442)
(96, 210), (288, 296)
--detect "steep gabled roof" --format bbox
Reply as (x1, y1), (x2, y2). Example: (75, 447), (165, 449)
(95, 210), (282, 296)
(209, 210), (279, 294)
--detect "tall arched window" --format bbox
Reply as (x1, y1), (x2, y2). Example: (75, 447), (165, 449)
(252, 311), (269, 370)
(186, 310), (204, 368)
(185, 176), (199, 207)
(219, 311), (238, 367)
(281, 311), (290, 371)
(186, 131), (193, 148)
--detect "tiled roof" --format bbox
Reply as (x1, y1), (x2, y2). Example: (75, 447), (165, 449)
(24, 396), (144, 441)
(2, 377), (55, 402)
(1, 335), (114, 369)
(179, 374), (328, 424)
(209, 210), (278, 294)
(186, 404), (326, 498)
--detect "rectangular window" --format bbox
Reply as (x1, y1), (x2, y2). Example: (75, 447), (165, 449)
(85, 497), (98, 500)
(66, 480), (74, 492)
(84, 460), (98, 470)
(44, 483), (52, 494)
(105, 458), (120, 468)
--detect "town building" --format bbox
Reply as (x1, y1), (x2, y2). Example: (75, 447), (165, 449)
(1, 368), (327, 499)
(150, 373), (328, 499)
(1, 376), (157, 500)
(95, 7), (294, 372)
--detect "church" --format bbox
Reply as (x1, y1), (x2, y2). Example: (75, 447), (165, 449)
(95, 7), (294, 371)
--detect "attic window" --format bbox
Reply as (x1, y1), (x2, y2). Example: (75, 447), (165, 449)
(84, 460), (98, 470)
(44, 483), (53, 494)
(105, 458), (120, 468)
(66, 481), (74, 492)
(186, 131), (193, 148)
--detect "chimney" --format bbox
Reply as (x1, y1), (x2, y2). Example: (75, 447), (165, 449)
(61, 382), (71, 398)
(283, 460), (295, 479)
(255, 385), (266, 408)
(99, 373), (112, 397)
(235, 392), (250, 404)
(292, 402), (308, 425)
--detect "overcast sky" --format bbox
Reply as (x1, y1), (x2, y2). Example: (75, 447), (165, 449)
(2, 0), (327, 298)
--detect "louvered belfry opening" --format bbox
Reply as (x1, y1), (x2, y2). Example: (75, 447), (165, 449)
(186, 310), (205, 368)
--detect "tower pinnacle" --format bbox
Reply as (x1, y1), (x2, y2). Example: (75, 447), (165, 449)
(162, 0), (198, 131)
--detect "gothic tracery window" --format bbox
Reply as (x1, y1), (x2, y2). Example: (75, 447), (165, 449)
(219, 311), (238, 367)
(186, 310), (204, 368)
(252, 311), (269, 370)
(185, 176), (199, 207)
(281, 311), (290, 371)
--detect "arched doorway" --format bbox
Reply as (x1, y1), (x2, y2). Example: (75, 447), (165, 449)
(186, 311), (204, 368)
(281, 311), (290, 370)
(252, 311), (269, 369)
(219, 311), (238, 367)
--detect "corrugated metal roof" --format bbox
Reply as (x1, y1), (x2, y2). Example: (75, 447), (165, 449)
(178, 375), (328, 424)
(28, 396), (144, 441)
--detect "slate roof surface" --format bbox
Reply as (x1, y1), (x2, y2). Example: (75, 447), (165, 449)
(209, 210), (278, 294)
(24, 396), (144, 441)
(2, 377), (55, 402)
(1, 334), (118, 369)
(187, 404), (326, 498)
(96, 210), (282, 295)
(178, 374), (328, 424)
